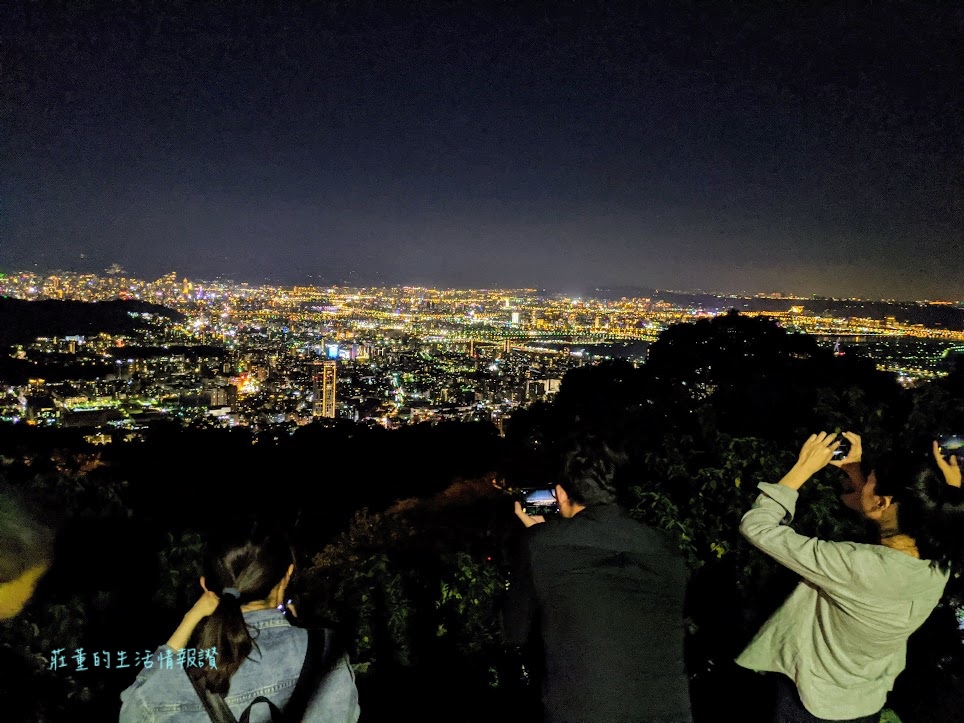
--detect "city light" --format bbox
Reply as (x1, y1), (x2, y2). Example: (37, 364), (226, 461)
(0, 270), (960, 430)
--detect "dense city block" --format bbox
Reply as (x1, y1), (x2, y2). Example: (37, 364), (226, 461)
(1, 271), (962, 437)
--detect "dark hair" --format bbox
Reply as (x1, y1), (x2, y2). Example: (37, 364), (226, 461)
(188, 523), (295, 695)
(871, 456), (964, 572)
(557, 435), (624, 506)
(0, 485), (56, 584)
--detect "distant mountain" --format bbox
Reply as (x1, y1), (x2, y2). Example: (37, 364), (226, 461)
(0, 298), (183, 347)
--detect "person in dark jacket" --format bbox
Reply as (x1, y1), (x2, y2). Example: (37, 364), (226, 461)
(505, 437), (693, 723)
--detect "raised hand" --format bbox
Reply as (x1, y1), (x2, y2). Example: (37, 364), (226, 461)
(514, 500), (546, 528)
(778, 432), (841, 491)
(166, 590), (220, 651)
(795, 432), (841, 475)
(186, 590), (221, 621)
(828, 432), (862, 467)
(933, 440), (962, 488)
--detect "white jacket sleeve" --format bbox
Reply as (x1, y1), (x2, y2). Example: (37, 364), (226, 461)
(740, 482), (861, 596)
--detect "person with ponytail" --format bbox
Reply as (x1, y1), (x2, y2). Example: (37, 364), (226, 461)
(119, 523), (360, 722)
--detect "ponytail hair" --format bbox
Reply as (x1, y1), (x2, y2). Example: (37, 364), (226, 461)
(187, 523), (295, 695)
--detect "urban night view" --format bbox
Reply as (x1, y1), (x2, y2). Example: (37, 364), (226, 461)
(2, 3), (962, 723)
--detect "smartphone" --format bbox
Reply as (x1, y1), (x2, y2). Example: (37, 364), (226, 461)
(832, 434), (851, 461)
(519, 488), (558, 517)
(937, 434), (963, 461)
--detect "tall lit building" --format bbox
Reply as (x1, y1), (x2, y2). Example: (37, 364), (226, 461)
(312, 360), (337, 418)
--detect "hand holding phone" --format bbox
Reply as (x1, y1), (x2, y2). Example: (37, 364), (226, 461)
(831, 436), (851, 461)
(513, 500), (546, 527)
(828, 432), (860, 465)
(937, 434), (963, 461)
(518, 488), (558, 516)
(934, 437), (962, 488)
(513, 487), (558, 527)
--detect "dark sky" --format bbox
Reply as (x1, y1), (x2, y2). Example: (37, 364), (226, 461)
(3, 2), (962, 299)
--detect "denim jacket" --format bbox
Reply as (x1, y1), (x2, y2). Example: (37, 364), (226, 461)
(119, 608), (360, 723)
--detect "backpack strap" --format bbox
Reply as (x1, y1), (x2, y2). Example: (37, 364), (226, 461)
(282, 628), (342, 721)
(238, 696), (284, 723)
(189, 676), (285, 723)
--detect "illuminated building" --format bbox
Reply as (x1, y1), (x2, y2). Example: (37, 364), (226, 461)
(312, 360), (337, 418)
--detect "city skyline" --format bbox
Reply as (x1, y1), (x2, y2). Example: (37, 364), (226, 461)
(4, 265), (964, 306)
(4, 3), (962, 300)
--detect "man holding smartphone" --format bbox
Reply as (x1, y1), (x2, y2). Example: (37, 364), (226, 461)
(505, 436), (693, 723)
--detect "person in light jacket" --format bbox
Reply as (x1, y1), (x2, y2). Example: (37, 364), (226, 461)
(737, 432), (963, 723)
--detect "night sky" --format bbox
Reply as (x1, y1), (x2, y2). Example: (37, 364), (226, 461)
(3, 2), (962, 299)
